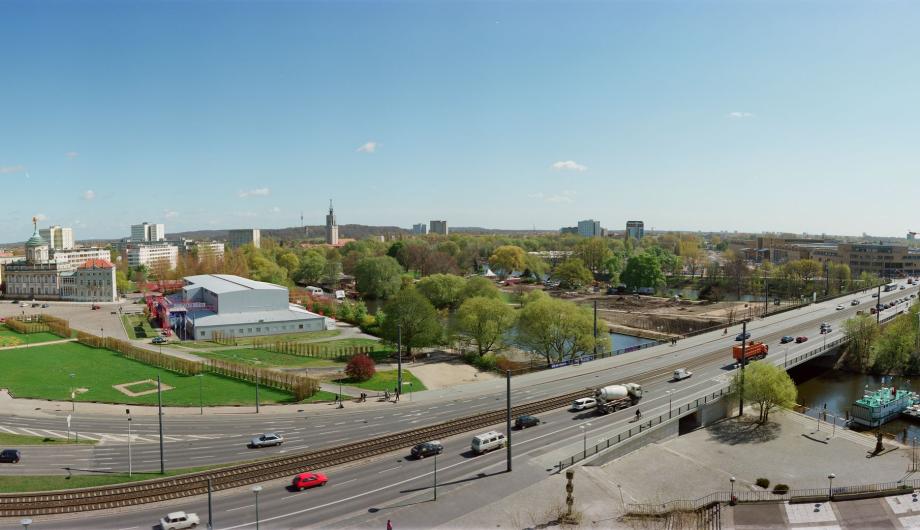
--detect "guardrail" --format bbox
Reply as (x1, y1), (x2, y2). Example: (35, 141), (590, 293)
(627, 479), (917, 515)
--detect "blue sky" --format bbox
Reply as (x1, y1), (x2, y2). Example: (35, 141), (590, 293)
(1, 0), (918, 240)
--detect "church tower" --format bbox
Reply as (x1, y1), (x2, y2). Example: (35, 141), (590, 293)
(325, 200), (339, 245)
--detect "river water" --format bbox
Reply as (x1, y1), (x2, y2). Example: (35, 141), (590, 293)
(791, 359), (920, 441)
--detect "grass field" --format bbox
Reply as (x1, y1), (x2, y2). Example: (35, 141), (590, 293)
(0, 342), (296, 406)
(0, 464), (228, 493)
(0, 432), (95, 445)
(0, 324), (64, 347)
(195, 348), (339, 368)
(308, 338), (394, 362)
(121, 314), (157, 340)
(334, 369), (427, 392)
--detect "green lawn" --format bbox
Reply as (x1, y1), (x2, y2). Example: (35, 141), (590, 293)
(333, 369), (427, 392)
(0, 432), (95, 445)
(0, 464), (228, 493)
(308, 337), (394, 362)
(303, 390), (340, 402)
(195, 348), (339, 368)
(121, 314), (157, 340)
(0, 324), (64, 347)
(0, 342), (296, 406)
(209, 329), (342, 346)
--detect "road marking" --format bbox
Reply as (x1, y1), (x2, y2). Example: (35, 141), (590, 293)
(331, 478), (356, 487)
(334, 422), (346, 425)
(376, 465), (400, 474)
(40, 429), (68, 439)
(20, 428), (47, 438)
(190, 456), (213, 460)
(226, 503), (254, 512)
(373, 416), (384, 420)
(0, 426), (18, 434)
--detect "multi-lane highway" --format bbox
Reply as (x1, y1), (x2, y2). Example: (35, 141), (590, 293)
(1, 281), (916, 529)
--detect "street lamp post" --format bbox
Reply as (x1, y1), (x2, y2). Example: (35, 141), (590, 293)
(252, 485), (263, 530)
(101, 327), (105, 349)
(127, 414), (133, 477)
(828, 473), (835, 498)
(730, 476), (736, 504)
(433, 452), (438, 501)
(197, 374), (204, 415)
(784, 347), (788, 368)
(667, 390), (673, 419)
(580, 423), (592, 456)
(738, 321), (748, 416)
(69, 372), (76, 412)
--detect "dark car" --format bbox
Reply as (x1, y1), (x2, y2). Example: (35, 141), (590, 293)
(151, 336), (167, 344)
(410, 441), (443, 459)
(780, 336), (794, 344)
(795, 336), (809, 343)
(0, 449), (21, 464)
(515, 415), (541, 429)
(735, 332), (751, 341)
(41, 303), (49, 308)
(31, 303), (40, 308)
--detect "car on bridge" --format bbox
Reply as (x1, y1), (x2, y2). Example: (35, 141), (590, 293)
(0, 449), (21, 464)
(248, 433), (284, 448)
(672, 368), (693, 381)
(515, 415), (541, 429)
(836, 304), (845, 310)
(152, 336), (167, 344)
(292, 472), (328, 490)
(795, 336), (809, 343)
(159, 511), (200, 530)
(851, 299), (860, 306)
(571, 397), (597, 411)
(735, 332), (751, 341)
(780, 336), (794, 344)
(410, 440), (443, 458)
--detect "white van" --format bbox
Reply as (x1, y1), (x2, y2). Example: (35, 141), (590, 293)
(305, 286), (324, 297)
(334, 290), (346, 300)
(471, 431), (506, 455)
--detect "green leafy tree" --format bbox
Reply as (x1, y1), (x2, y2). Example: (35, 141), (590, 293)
(455, 296), (517, 356)
(489, 245), (527, 278)
(417, 274), (468, 309)
(277, 252), (300, 276)
(603, 253), (626, 283)
(380, 287), (443, 359)
(460, 276), (502, 301)
(574, 237), (612, 274)
(355, 256), (404, 299)
(294, 250), (327, 285)
(621, 252), (665, 291)
(517, 295), (608, 366)
(842, 315), (880, 372)
(734, 361), (797, 424)
(554, 258), (594, 289)
(873, 307), (919, 375)
(523, 253), (549, 280)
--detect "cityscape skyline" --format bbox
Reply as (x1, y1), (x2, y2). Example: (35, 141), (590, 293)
(2, 1), (919, 239)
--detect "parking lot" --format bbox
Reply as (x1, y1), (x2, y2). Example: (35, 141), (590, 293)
(0, 298), (142, 341)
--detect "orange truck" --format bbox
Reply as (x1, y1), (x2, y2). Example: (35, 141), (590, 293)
(732, 341), (769, 362)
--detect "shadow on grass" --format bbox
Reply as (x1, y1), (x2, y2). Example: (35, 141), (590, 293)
(708, 417), (781, 445)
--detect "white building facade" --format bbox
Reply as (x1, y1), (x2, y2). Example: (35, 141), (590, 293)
(126, 243), (179, 269)
(131, 222), (166, 242)
(39, 226), (74, 250)
(228, 229), (261, 249)
(60, 259), (117, 302)
(577, 219), (602, 238)
(53, 248), (112, 271)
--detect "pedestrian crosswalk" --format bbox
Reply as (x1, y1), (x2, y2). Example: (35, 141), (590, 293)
(0, 424), (221, 444)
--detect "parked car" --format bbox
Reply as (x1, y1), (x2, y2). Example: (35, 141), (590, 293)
(571, 397), (597, 411)
(735, 332), (752, 341)
(835, 304), (845, 311)
(851, 299), (860, 306)
(159, 511), (200, 530)
(514, 415), (541, 429)
(151, 336), (167, 344)
(0, 449), (21, 463)
(248, 433), (284, 448)
(410, 441), (443, 459)
(30, 303), (40, 308)
(41, 303), (49, 308)
(672, 368), (693, 381)
(795, 336), (809, 343)
(291, 472), (328, 490)
(91, 304), (100, 310)
(872, 293), (879, 298)
(780, 336), (794, 344)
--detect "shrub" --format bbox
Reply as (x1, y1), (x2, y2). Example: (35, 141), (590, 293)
(755, 478), (770, 489)
(772, 484), (789, 495)
(462, 352), (498, 372)
(345, 354), (376, 382)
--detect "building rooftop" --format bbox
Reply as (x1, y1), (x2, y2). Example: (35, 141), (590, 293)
(186, 304), (323, 327)
(78, 259), (114, 269)
(184, 274), (286, 294)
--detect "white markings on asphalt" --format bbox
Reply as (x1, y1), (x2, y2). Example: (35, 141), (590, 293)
(226, 503), (255, 512)
(373, 416), (384, 420)
(376, 466), (400, 474)
(190, 456), (213, 460)
(334, 422), (346, 425)
(0, 426), (18, 434)
(20, 428), (47, 438)
(331, 478), (356, 487)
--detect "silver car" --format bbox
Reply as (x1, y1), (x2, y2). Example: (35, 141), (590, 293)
(248, 432), (284, 448)
(159, 511), (200, 530)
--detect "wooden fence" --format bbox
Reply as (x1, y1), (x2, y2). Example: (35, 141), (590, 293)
(249, 339), (376, 361)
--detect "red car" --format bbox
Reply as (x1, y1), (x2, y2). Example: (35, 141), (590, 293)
(795, 336), (808, 343)
(292, 472), (328, 490)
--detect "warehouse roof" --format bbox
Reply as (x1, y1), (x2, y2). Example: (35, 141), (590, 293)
(186, 304), (324, 327)
(184, 274), (286, 294)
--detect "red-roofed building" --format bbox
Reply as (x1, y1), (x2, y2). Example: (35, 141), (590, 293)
(60, 258), (117, 302)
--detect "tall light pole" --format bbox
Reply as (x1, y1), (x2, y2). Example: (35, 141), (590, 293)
(877, 284), (882, 324)
(196, 374), (204, 415)
(506, 370), (512, 472)
(397, 324), (403, 401)
(251, 485), (262, 530)
(593, 299), (598, 355)
(729, 476), (736, 504)
(207, 478), (213, 530)
(738, 321), (747, 416)
(784, 347), (788, 368)
(433, 452), (438, 501)
(157, 375), (165, 474)
(127, 411), (133, 477)
(667, 390), (673, 419)
(827, 473), (835, 498)
(580, 423), (591, 456)
(101, 327), (105, 349)
(255, 380), (260, 414)
(69, 372), (76, 412)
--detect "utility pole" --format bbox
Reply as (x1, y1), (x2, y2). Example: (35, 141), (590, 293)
(763, 268), (769, 317)
(157, 375), (165, 474)
(397, 324), (403, 400)
(433, 453), (438, 501)
(593, 299), (598, 356)
(255, 381), (260, 414)
(506, 370), (512, 472)
(877, 284), (882, 325)
(207, 478), (213, 529)
(738, 321), (747, 417)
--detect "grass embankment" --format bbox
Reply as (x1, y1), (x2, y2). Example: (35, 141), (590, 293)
(0, 324), (64, 347)
(0, 464), (228, 493)
(0, 342), (295, 406)
(0, 433), (95, 446)
(334, 369), (427, 392)
(121, 314), (157, 340)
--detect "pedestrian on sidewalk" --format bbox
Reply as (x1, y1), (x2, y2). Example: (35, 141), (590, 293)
(386, 520), (393, 530)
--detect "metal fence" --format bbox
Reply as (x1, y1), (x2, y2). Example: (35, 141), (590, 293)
(627, 479), (919, 515)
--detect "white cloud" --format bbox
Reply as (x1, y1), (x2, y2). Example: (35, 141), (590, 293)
(551, 160), (588, 172)
(82, 190), (96, 201)
(0, 165), (25, 174)
(727, 111), (755, 119)
(164, 210), (179, 219)
(356, 141), (379, 153)
(238, 187), (271, 198)
(65, 151), (79, 159)
(34, 213), (48, 221)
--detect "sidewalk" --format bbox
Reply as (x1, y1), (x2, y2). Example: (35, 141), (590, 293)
(0, 338), (76, 351)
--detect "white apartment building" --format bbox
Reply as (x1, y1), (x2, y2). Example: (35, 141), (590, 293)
(127, 243), (179, 269)
(52, 248), (111, 271)
(577, 219), (602, 238)
(60, 259), (118, 302)
(194, 241), (225, 260)
(228, 229), (261, 249)
(131, 222), (166, 242)
(39, 225), (74, 250)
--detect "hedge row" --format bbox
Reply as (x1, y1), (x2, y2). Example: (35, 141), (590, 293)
(249, 339), (375, 360)
(4, 318), (49, 334)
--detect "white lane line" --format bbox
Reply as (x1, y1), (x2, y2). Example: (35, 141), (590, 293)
(20, 428), (47, 438)
(373, 416), (384, 420)
(0, 426), (19, 434)
(376, 465), (400, 474)
(190, 456), (214, 460)
(332, 478), (356, 487)
(313, 425), (326, 428)
(75, 433), (99, 441)
(226, 503), (255, 512)
(41, 429), (68, 438)
(334, 422), (346, 425)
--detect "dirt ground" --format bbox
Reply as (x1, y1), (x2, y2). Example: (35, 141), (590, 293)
(408, 361), (500, 390)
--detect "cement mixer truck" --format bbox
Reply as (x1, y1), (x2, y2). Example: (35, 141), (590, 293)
(594, 383), (643, 414)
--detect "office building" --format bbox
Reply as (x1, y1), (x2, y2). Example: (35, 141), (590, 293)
(412, 223), (428, 235)
(193, 241), (225, 260)
(430, 220), (449, 235)
(228, 229), (261, 249)
(52, 248), (112, 271)
(126, 243), (179, 269)
(131, 222), (166, 242)
(626, 221), (645, 240)
(39, 225), (74, 250)
(60, 259), (118, 302)
(325, 200), (339, 245)
(577, 219), (602, 238)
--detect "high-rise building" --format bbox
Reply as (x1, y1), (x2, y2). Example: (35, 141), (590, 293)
(626, 220), (645, 240)
(131, 222), (166, 242)
(577, 219), (602, 238)
(228, 229), (261, 249)
(412, 223), (428, 235)
(430, 220), (448, 235)
(126, 243), (179, 269)
(53, 247), (112, 271)
(325, 200), (339, 245)
(39, 225), (74, 250)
